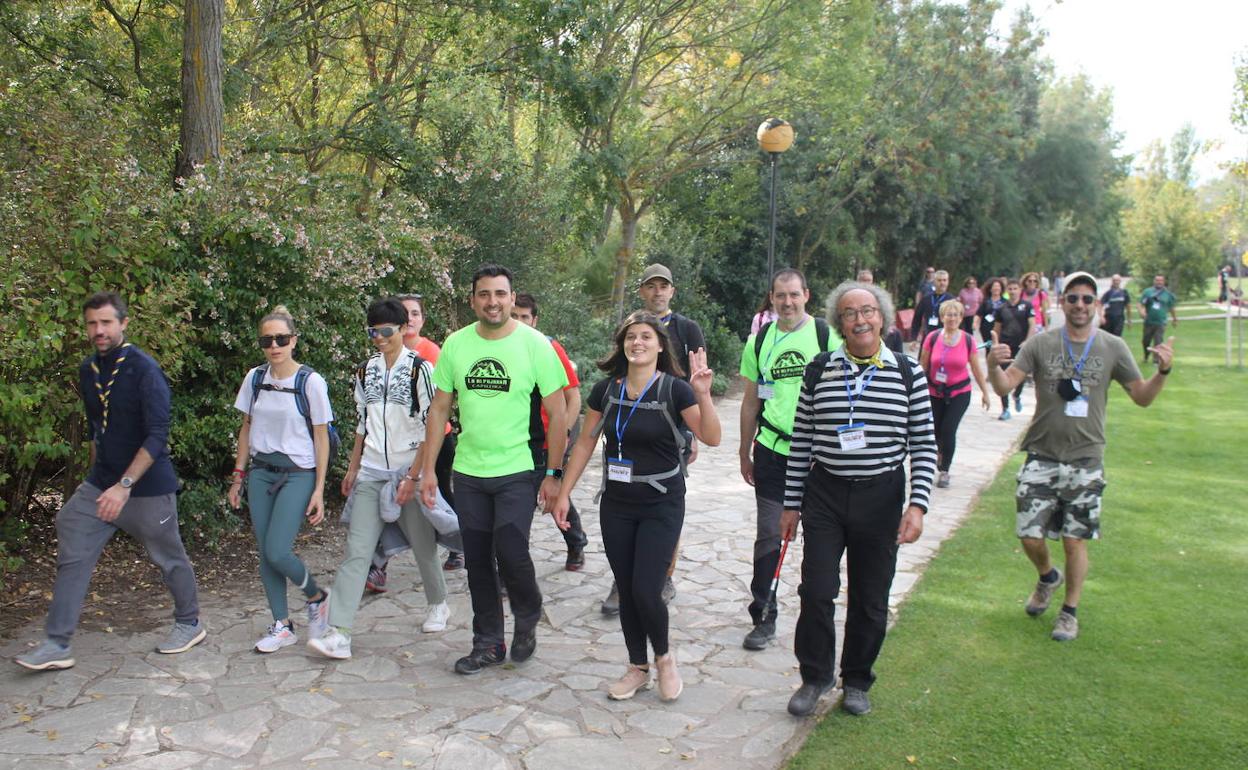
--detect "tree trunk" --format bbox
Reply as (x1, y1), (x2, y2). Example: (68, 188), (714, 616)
(174, 0), (224, 183)
(611, 203), (640, 320)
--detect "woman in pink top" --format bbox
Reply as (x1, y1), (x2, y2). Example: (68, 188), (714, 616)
(749, 290), (778, 336)
(957, 276), (983, 335)
(920, 299), (991, 489)
(1020, 272), (1048, 330)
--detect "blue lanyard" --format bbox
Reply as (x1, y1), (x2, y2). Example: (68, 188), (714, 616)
(1061, 329), (1095, 379)
(842, 359), (877, 423)
(614, 372), (659, 458)
(760, 317), (808, 382)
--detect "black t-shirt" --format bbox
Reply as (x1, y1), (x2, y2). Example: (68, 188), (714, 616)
(1100, 288), (1130, 320)
(588, 374), (696, 502)
(660, 313), (706, 381)
(981, 299), (1032, 346)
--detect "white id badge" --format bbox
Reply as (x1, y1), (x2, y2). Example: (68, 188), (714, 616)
(1151, 301), (1161, 310)
(984, 313), (994, 323)
(928, 315), (939, 326)
(837, 423), (868, 451)
(607, 458), (634, 483)
(757, 382), (775, 400)
(934, 370), (948, 384)
(1064, 397), (1089, 418)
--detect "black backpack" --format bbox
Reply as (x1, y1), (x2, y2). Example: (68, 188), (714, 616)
(753, 318), (834, 442)
(249, 364), (342, 460)
(800, 349), (915, 402)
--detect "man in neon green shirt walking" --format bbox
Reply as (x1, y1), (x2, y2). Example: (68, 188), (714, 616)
(738, 268), (840, 650)
(420, 265), (570, 675)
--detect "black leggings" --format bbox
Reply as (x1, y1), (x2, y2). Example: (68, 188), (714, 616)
(931, 391), (970, 471)
(999, 344), (1024, 410)
(600, 495), (684, 665)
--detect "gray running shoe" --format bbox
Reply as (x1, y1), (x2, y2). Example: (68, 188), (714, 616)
(1025, 569), (1064, 617)
(1051, 611), (1079, 642)
(936, 471), (951, 488)
(841, 686), (872, 715)
(157, 621), (207, 654)
(15, 640), (75, 671)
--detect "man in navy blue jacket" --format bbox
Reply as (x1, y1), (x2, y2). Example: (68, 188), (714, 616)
(16, 292), (204, 671)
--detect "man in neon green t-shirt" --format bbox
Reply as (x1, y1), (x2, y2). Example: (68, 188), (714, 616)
(738, 268), (840, 650)
(420, 265), (569, 676)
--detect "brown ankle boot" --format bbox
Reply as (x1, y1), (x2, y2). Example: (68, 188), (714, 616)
(655, 652), (683, 702)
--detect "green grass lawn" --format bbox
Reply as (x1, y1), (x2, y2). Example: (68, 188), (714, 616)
(788, 317), (1248, 769)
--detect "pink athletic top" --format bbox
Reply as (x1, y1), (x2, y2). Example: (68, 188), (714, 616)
(922, 330), (974, 399)
(958, 287), (983, 318)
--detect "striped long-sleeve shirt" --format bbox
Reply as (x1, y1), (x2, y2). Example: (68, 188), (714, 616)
(783, 345), (938, 512)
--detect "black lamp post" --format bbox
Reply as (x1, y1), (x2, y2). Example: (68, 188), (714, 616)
(757, 118), (794, 281)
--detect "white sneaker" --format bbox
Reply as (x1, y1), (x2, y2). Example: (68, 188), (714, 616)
(255, 622), (297, 653)
(422, 602), (451, 633)
(307, 627), (351, 659)
(306, 590), (330, 641)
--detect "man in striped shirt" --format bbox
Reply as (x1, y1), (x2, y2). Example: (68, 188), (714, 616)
(781, 281), (937, 718)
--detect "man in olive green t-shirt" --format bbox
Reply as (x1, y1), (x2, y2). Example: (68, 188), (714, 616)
(420, 265), (569, 676)
(988, 271), (1174, 643)
(738, 269), (840, 651)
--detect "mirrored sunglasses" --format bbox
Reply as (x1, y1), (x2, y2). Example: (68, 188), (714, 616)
(366, 325), (402, 339)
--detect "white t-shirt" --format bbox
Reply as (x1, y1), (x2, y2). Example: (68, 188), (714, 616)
(233, 366), (333, 469)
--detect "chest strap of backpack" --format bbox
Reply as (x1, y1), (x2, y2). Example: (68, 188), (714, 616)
(590, 373), (687, 503)
(753, 318), (832, 445)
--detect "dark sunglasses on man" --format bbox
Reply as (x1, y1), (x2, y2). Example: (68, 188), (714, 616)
(258, 334), (294, 348)
(1064, 294), (1096, 306)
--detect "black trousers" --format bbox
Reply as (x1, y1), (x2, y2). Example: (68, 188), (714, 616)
(931, 391), (970, 472)
(600, 494), (684, 664)
(1102, 316), (1125, 337)
(998, 341), (1024, 410)
(453, 470), (542, 650)
(748, 441), (787, 625)
(794, 464), (904, 691)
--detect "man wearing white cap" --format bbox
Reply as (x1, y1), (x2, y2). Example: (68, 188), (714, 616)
(987, 271), (1174, 642)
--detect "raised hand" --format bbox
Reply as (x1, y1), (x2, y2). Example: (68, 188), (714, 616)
(1147, 336), (1175, 371)
(687, 347), (714, 396)
(987, 330), (1013, 367)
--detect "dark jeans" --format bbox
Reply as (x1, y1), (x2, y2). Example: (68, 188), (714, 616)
(748, 441), (787, 625)
(600, 494), (684, 665)
(959, 316), (976, 334)
(1142, 323), (1165, 359)
(47, 482), (199, 645)
(794, 464), (904, 691)
(931, 391), (970, 472)
(453, 470), (542, 650)
(1103, 316), (1125, 337)
(999, 342), (1024, 410)
(435, 433), (457, 508)
(532, 449), (588, 551)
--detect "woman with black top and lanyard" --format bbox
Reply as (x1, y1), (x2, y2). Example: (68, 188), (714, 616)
(554, 311), (720, 703)
(228, 307), (331, 653)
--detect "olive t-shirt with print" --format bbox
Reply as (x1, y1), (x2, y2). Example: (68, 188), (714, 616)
(1013, 329), (1142, 463)
(739, 317), (841, 456)
(434, 322), (569, 477)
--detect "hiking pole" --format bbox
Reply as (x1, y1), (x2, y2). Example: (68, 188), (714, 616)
(766, 536), (792, 616)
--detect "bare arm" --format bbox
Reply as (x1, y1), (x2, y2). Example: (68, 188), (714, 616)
(970, 346), (991, 409)
(228, 415), (250, 509)
(986, 331), (1028, 397)
(418, 389), (454, 508)
(1125, 337), (1174, 407)
(739, 377), (759, 485)
(305, 423), (328, 524)
(552, 408), (604, 530)
(563, 385), (582, 433)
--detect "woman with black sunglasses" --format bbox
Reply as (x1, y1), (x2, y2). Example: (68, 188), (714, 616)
(228, 306), (332, 653)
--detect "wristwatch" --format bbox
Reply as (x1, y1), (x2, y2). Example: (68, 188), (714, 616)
(545, 468), (564, 479)
(120, 476), (134, 489)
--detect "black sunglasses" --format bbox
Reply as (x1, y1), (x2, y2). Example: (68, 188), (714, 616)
(258, 334), (294, 348)
(1064, 294), (1095, 306)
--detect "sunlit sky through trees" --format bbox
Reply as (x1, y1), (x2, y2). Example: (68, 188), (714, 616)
(996, 0), (1248, 182)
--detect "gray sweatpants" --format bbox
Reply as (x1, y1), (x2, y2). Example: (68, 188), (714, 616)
(45, 482), (200, 645)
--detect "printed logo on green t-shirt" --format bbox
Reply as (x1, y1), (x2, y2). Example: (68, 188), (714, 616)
(466, 358), (511, 396)
(770, 350), (809, 381)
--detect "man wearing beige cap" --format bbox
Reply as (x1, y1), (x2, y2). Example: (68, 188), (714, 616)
(599, 263), (708, 615)
(987, 270), (1173, 642)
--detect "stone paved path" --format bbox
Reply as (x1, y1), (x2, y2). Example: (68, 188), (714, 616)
(0, 379), (1032, 770)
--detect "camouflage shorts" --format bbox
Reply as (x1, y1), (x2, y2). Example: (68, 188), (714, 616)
(1015, 455), (1105, 540)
